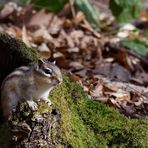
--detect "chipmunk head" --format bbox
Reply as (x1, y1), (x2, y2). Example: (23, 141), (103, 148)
(34, 59), (63, 85)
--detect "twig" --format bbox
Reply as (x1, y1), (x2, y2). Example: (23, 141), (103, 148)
(69, 0), (76, 18)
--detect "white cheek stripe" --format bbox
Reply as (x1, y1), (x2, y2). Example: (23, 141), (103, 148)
(12, 71), (23, 75)
(44, 73), (52, 77)
(8, 70), (23, 77)
(17, 66), (30, 71)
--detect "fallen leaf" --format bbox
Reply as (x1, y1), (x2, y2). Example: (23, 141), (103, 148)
(28, 9), (53, 27)
(22, 26), (31, 47)
(0, 3), (15, 19)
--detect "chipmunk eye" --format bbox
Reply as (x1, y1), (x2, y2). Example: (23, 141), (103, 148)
(44, 68), (52, 75)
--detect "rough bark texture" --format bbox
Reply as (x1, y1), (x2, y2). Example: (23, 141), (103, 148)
(8, 102), (60, 148)
(0, 32), (39, 86)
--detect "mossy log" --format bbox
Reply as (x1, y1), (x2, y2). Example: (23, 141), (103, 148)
(0, 32), (39, 121)
(0, 32), (39, 86)
(0, 76), (148, 148)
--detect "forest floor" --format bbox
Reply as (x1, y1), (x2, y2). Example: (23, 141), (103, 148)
(0, 1), (148, 147)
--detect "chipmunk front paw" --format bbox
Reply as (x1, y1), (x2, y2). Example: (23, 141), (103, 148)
(40, 98), (52, 106)
(27, 100), (38, 111)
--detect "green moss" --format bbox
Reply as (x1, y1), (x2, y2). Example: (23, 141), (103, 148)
(50, 76), (148, 148)
(0, 75), (147, 147)
(0, 32), (40, 87)
(0, 32), (39, 64)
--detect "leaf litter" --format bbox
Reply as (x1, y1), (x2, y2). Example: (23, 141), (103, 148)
(0, 2), (148, 118)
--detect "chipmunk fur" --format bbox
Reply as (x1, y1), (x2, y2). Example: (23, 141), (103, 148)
(1, 59), (62, 119)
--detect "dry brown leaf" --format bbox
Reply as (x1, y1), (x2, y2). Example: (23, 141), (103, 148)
(107, 99), (121, 108)
(69, 74), (81, 82)
(105, 91), (130, 102)
(90, 83), (103, 98)
(73, 11), (85, 25)
(0, 3), (15, 19)
(69, 61), (84, 69)
(38, 43), (51, 58)
(70, 30), (84, 46)
(80, 20), (101, 39)
(48, 16), (63, 37)
(68, 47), (79, 53)
(28, 9), (53, 27)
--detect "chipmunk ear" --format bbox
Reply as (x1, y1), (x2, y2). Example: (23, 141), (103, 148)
(38, 59), (45, 67)
(46, 58), (56, 64)
(38, 59), (46, 64)
(52, 61), (56, 65)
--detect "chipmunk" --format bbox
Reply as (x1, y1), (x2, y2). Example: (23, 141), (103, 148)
(1, 59), (63, 119)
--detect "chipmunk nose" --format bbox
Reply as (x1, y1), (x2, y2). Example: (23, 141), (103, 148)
(58, 76), (63, 84)
(52, 76), (62, 84)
